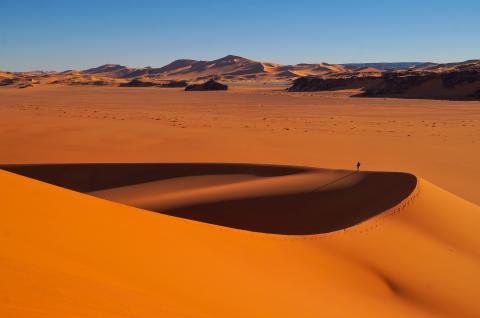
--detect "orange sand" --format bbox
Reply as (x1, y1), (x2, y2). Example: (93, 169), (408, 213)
(1, 163), (416, 234)
(1, 167), (480, 317)
(1, 85), (479, 317)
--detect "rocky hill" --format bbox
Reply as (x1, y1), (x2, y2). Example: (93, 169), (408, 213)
(289, 60), (480, 100)
(185, 79), (228, 91)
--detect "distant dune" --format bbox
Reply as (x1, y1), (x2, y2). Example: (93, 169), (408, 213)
(0, 71), (15, 79)
(79, 55), (355, 82)
(1, 163), (480, 317)
(1, 55), (380, 88)
(0, 69), (124, 88)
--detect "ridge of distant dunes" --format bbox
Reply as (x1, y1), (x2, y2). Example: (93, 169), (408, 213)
(76, 55), (353, 81)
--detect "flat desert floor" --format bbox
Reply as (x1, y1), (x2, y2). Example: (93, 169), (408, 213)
(0, 85), (479, 204)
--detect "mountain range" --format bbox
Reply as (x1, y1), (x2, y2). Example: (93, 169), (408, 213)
(79, 55), (357, 82)
(1, 55), (479, 95)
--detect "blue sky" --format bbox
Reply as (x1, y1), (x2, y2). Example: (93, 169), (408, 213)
(1, 0), (479, 71)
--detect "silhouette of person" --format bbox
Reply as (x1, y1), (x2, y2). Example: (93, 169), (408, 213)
(356, 161), (361, 171)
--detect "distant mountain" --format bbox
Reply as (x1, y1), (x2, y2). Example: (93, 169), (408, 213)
(342, 62), (428, 70)
(79, 55), (356, 82)
(415, 59), (480, 71)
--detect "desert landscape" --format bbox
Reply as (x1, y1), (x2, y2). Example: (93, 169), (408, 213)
(2, 1), (480, 317)
(1, 75), (480, 317)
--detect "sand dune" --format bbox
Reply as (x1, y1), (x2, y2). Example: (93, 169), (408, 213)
(0, 71), (15, 79)
(0, 70), (124, 88)
(80, 64), (138, 78)
(1, 164), (480, 317)
(2, 163), (416, 234)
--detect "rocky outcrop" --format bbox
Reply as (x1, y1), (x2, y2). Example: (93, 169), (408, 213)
(185, 79), (228, 91)
(160, 80), (188, 88)
(119, 79), (188, 88)
(359, 72), (434, 96)
(359, 70), (480, 100)
(0, 78), (16, 86)
(288, 63), (480, 100)
(0, 77), (38, 88)
(288, 76), (381, 92)
(119, 79), (158, 87)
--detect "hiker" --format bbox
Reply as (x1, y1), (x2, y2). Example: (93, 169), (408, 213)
(356, 161), (361, 171)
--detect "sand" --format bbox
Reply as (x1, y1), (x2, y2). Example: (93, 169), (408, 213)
(0, 85), (478, 204)
(1, 84), (479, 317)
(1, 164), (480, 317)
(1, 163), (416, 234)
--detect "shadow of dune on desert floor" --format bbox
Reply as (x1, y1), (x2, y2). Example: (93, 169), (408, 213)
(1, 163), (417, 235)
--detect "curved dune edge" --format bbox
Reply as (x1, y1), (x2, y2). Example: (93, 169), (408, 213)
(0, 163), (417, 234)
(1, 169), (480, 317)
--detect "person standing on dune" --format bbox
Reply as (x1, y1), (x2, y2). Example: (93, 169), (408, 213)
(356, 161), (361, 171)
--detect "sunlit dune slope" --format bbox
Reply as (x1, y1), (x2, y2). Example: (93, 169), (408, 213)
(1, 165), (480, 317)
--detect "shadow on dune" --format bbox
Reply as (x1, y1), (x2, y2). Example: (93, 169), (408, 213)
(1, 163), (307, 192)
(162, 172), (416, 234)
(0, 163), (416, 235)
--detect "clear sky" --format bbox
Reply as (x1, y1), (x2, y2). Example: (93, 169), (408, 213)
(1, 0), (479, 71)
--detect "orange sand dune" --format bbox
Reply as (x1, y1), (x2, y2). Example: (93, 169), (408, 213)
(1, 164), (480, 317)
(2, 163), (416, 234)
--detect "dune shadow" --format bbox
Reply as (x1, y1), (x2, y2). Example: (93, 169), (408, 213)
(0, 163), (307, 192)
(0, 163), (417, 235)
(162, 172), (417, 234)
